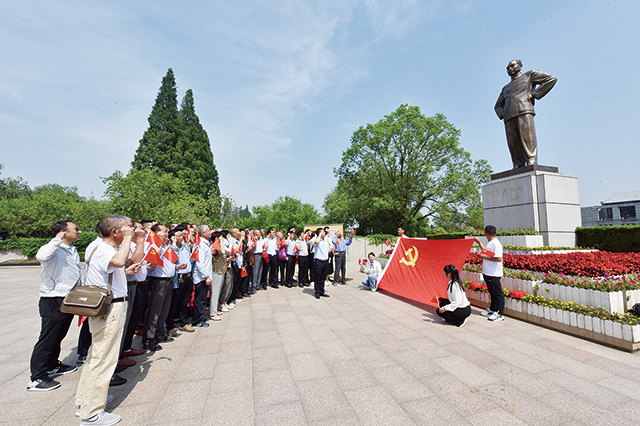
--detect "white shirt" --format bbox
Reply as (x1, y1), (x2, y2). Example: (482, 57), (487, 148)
(84, 242), (127, 298)
(36, 237), (81, 297)
(192, 239), (212, 283)
(254, 237), (264, 254)
(314, 238), (329, 261)
(148, 244), (176, 278)
(443, 280), (470, 312)
(297, 239), (309, 256)
(265, 237), (278, 256)
(483, 238), (503, 277)
(363, 260), (382, 279)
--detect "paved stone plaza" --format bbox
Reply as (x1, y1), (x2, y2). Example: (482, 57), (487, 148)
(3, 261), (640, 426)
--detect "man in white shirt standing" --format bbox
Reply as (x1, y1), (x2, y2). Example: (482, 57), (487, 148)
(76, 215), (141, 425)
(313, 228), (331, 299)
(475, 225), (505, 322)
(192, 225), (213, 327)
(28, 220), (81, 392)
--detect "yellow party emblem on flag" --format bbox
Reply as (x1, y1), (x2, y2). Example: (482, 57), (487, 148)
(399, 246), (419, 267)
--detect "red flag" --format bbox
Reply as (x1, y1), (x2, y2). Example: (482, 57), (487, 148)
(358, 258), (362, 265)
(162, 246), (179, 263)
(384, 238), (391, 246)
(336, 237), (340, 246)
(194, 232), (201, 246)
(378, 238), (473, 307)
(147, 231), (163, 247)
(212, 237), (221, 252)
(480, 249), (495, 258)
(240, 267), (248, 277)
(262, 242), (266, 250)
(231, 245), (236, 257)
(190, 246), (200, 262)
(78, 315), (87, 326)
(144, 246), (164, 266)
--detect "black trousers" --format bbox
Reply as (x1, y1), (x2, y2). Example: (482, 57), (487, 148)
(261, 256), (269, 287)
(436, 298), (472, 326)
(178, 274), (194, 326)
(484, 274), (504, 315)
(77, 320), (91, 357)
(135, 280), (150, 330)
(333, 252), (346, 283)
(314, 259), (330, 296)
(30, 297), (74, 381)
(285, 255), (296, 286)
(298, 255), (309, 285)
(268, 255), (279, 286)
(241, 265), (252, 294)
(145, 277), (173, 344)
(229, 264), (241, 303)
(309, 255), (316, 282)
(122, 280), (146, 354)
(192, 280), (209, 324)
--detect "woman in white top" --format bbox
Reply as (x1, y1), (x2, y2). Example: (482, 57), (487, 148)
(436, 265), (471, 327)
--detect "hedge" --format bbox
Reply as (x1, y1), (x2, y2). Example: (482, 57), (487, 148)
(575, 226), (640, 253)
(0, 232), (98, 258)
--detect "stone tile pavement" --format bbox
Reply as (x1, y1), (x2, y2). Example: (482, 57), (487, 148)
(3, 259), (640, 425)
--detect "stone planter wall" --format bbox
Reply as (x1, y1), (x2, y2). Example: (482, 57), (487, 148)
(0, 249), (27, 263)
(464, 289), (640, 352)
(461, 270), (628, 314)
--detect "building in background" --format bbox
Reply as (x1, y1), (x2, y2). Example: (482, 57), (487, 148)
(581, 191), (640, 227)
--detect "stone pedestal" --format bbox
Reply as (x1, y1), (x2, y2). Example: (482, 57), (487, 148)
(482, 166), (581, 247)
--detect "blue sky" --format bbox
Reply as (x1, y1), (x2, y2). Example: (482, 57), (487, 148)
(2, 0), (639, 215)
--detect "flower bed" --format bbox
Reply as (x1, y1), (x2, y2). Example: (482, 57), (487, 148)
(466, 251), (640, 276)
(463, 282), (640, 351)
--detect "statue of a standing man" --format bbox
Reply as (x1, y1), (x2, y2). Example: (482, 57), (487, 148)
(495, 59), (557, 169)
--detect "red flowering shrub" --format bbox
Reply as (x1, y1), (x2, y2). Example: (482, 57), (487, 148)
(466, 252), (640, 276)
(509, 290), (526, 299)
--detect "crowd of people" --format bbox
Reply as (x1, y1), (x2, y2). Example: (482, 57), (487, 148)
(27, 216), (353, 425)
(27, 216), (504, 425)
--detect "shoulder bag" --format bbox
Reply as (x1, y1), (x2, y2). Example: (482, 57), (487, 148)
(60, 244), (113, 316)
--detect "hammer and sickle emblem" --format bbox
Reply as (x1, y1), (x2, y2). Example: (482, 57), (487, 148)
(399, 246), (419, 267)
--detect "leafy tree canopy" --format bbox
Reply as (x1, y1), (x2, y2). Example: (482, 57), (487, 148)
(324, 104), (491, 236)
(243, 196), (320, 232)
(103, 168), (217, 226)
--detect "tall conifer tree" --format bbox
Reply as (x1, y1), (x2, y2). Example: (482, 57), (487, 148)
(177, 89), (220, 199)
(131, 69), (220, 201)
(132, 68), (179, 173)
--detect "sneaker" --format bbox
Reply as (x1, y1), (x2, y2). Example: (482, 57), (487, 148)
(488, 313), (504, 322)
(77, 355), (87, 365)
(195, 321), (209, 328)
(80, 410), (121, 425)
(76, 394), (114, 416)
(480, 309), (495, 317)
(458, 317), (469, 328)
(48, 363), (78, 377)
(209, 315), (222, 321)
(227, 303), (236, 310)
(371, 287), (377, 292)
(179, 324), (195, 332)
(220, 305), (229, 313)
(27, 378), (60, 391)
(109, 374), (127, 386)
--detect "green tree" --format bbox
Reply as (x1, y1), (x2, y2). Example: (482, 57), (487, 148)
(0, 164), (31, 200)
(325, 104), (491, 236)
(246, 196), (320, 231)
(103, 168), (214, 225)
(132, 68), (180, 174)
(176, 89), (220, 200)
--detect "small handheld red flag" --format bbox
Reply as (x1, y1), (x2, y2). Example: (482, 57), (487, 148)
(146, 231), (163, 247)
(480, 249), (495, 258)
(240, 267), (248, 277)
(78, 315), (87, 326)
(358, 258), (362, 265)
(144, 246), (164, 266)
(384, 238), (391, 246)
(190, 246), (200, 262)
(231, 245), (236, 257)
(194, 232), (201, 246)
(162, 246), (179, 263)
(212, 237), (221, 252)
